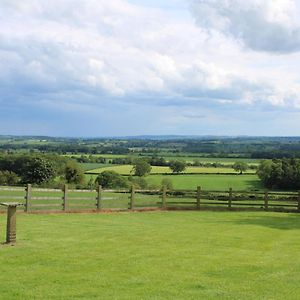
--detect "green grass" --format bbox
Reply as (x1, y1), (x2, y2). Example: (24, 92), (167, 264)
(146, 174), (262, 191)
(0, 211), (300, 299)
(79, 163), (111, 171)
(86, 165), (256, 175)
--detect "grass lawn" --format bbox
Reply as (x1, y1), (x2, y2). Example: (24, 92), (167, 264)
(86, 165), (256, 175)
(146, 174), (262, 191)
(0, 211), (300, 299)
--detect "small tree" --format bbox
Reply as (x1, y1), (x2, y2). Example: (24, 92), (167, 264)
(233, 162), (248, 174)
(169, 160), (186, 174)
(65, 161), (85, 185)
(132, 159), (151, 177)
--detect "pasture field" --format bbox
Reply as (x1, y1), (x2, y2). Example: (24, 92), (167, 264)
(0, 211), (300, 299)
(146, 174), (263, 191)
(65, 154), (260, 165)
(83, 173), (262, 191)
(80, 163), (111, 171)
(86, 165), (256, 175)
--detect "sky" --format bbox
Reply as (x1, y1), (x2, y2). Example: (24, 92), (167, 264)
(1, 0), (300, 137)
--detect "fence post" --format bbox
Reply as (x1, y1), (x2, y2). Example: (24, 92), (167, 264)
(97, 185), (102, 211)
(63, 184), (68, 211)
(197, 186), (201, 209)
(162, 186), (167, 208)
(129, 185), (135, 210)
(298, 191), (300, 212)
(228, 188), (232, 210)
(25, 184), (31, 213)
(264, 191), (269, 211)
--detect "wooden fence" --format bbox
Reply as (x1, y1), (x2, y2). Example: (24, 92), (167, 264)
(0, 184), (300, 213)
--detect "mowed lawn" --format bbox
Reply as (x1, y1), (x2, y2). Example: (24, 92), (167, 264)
(0, 211), (300, 299)
(86, 165), (256, 175)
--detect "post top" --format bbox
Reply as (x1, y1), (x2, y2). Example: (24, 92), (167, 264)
(0, 202), (22, 207)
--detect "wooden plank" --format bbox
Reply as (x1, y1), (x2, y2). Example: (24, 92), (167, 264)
(25, 184), (31, 213)
(0, 187), (25, 191)
(30, 204), (62, 207)
(67, 197), (96, 201)
(31, 197), (62, 200)
(97, 185), (102, 211)
(63, 184), (68, 211)
(0, 196), (24, 200)
(129, 186), (135, 210)
(264, 191), (269, 211)
(162, 186), (167, 208)
(31, 188), (61, 192)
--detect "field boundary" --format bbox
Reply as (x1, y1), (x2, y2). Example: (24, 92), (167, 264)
(1, 185), (300, 214)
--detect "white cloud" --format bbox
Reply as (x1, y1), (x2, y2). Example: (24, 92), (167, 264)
(191, 0), (300, 53)
(0, 0), (300, 119)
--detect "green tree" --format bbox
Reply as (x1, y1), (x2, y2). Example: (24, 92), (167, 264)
(65, 161), (85, 185)
(22, 157), (56, 184)
(233, 162), (248, 174)
(95, 171), (128, 188)
(169, 160), (186, 174)
(132, 159), (151, 176)
(257, 158), (300, 189)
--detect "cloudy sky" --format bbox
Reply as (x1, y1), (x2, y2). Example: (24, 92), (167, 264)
(1, 0), (300, 137)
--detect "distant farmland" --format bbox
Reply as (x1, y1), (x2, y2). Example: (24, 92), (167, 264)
(85, 165), (256, 175)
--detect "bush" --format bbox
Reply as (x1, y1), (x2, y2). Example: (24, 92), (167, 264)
(0, 171), (20, 185)
(95, 171), (128, 189)
(128, 176), (148, 189)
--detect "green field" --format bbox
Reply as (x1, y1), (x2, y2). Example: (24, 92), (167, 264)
(0, 211), (300, 299)
(86, 165), (256, 175)
(80, 163), (111, 171)
(146, 174), (262, 190)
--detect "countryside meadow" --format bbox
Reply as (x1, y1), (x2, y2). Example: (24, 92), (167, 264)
(1, 1), (300, 299)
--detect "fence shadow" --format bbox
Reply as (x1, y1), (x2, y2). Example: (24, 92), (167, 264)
(231, 214), (300, 230)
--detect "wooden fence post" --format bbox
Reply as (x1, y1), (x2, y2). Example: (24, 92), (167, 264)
(63, 184), (68, 211)
(228, 188), (232, 209)
(161, 185), (167, 208)
(197, 186), (201, 209)
(264, 191), (269, 211)
(129, 185), (135, 210)
(25, 184), (31, 213)
(298, 191), (300, 212)
(97, 185), (102, 211)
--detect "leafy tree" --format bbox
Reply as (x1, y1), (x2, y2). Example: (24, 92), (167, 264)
(257, 158), (300, 189)
(233, 162), (248, 174)
(65, 161), (85, 185)
(132, 159), (151, 177)
(95, 171), (128, 188)
(22, 157), (56, 184)
(169, 160), (186, 174)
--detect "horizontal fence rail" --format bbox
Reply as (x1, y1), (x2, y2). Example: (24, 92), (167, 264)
(0, 185), (300, 213)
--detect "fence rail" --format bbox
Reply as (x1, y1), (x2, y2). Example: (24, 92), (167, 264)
(0, 185), (300, 213)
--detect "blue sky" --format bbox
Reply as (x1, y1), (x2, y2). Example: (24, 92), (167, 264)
(1, 0), (300, 137)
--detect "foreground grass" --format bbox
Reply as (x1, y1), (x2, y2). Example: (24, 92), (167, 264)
(0, 211), (300, 299)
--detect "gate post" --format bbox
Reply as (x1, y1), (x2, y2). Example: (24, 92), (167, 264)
(0, 202), (21, 244)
